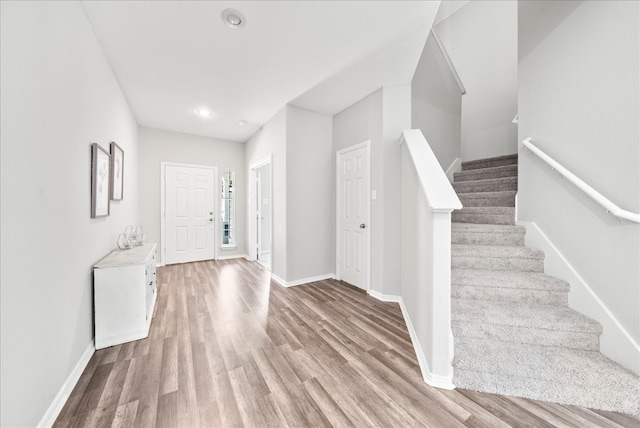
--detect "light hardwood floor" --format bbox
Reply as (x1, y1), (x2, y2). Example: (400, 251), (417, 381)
(54, 259), (640, 427)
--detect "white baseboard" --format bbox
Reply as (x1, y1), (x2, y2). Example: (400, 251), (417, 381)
(38, 341), (95, 428)
(445, 157), (462, 183)
(217, 254), (250, 261)
(518, 220), (640, 374)
(368, 291), (455, 390)
(367, 289), (400, 302)
(95, 329), (147, 350)
(271, 273), (336, 288)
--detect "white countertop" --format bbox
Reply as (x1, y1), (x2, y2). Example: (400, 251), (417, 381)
(94, 243), (157, 268)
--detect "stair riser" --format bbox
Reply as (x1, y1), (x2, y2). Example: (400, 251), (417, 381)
(452, 285), (568, 306)
(451, 270), (570, 293)
(452, 232), (524, 246)
(453, 207), (516, 223)
(452, 213), (515, 225)
(461, 156), (518, 171)
(454, 165), (517, 182)
(457, 194), (516, 207)
(452, 370), (640, 415)
(453, 180), (517, 193)
(452, 322), (600, 351)
(452, 256), (544, 272)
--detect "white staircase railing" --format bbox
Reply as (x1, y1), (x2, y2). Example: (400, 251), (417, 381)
(522, 138), (640, 223)
(399, 129), (462, 389)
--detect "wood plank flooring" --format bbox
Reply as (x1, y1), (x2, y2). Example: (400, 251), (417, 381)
(54, 259), (640, 427)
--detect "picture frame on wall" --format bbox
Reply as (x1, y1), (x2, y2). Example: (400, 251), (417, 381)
(110, 141), (124, 200)
(91, 143), (111, 218)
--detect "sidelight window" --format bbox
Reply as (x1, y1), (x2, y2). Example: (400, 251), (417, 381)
(220, 169), (235, 247)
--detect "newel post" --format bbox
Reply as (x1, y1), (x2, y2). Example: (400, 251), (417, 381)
(427, 209), (455, 388)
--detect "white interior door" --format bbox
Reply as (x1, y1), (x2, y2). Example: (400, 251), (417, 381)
(258, 163), (272, 267)
(164, 164), (216, 264)
(256, 168), (262, 259)
(337, 143), (370, 290)
(253, 161), (272, 270)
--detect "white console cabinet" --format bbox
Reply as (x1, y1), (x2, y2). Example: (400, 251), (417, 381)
(93, 243), (157, 349)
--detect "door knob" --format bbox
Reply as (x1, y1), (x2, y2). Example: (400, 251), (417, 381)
(209, 218), (214, 222)
(360, 223), (366, 229)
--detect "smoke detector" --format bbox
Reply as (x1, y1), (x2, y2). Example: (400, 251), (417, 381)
(221, 9), (246, 30)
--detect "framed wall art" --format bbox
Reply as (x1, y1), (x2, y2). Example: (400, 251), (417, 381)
(91, 143), (111, 218)
(110, 141), (124, 200)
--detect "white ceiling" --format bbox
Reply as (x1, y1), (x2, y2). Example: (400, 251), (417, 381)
(81, 1), (440, 142)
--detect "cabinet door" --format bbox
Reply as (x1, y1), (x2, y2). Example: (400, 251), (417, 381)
(145, 249), (157, 319)
(94, 265), (146, 348)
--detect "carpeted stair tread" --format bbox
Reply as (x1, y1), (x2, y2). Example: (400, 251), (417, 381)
(451, 214), (515, 226)
(452, 223), (525, 246)
(452, 268), (569, 305)
(452, 299), (602, 334)
(452, 207), (516, 225)
(452, 283), (568, 306)
(452, 339), (640, 415)
(453, 339), (632, 386)
(452, 244), (544, 272)
(452, 269), (569, 292)
(454, 369), (640, 415)
(461, 154), (518, 171)
(452, 301), (601, 351)
(454, 164), (518, 182)
(452, 244), (543, 260)
(452, 223), (525, 233)
(453, 176), (517, 194)
(457, 190), (516, 207)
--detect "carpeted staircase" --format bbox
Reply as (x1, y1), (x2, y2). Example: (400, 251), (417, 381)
(450, 154), (640, 415)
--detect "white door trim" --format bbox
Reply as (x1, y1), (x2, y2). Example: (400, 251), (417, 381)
(336, 141), (371, 291)
(249, 155), (273, 269)
(160, 162), (218, 266)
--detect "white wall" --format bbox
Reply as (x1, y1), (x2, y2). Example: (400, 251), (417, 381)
(286, 106), (334, 281)
(411, 33), (462, 173)
(518, 0), (640, 373)
(0, 2), (139, 426)
(333, 86), (411, 295)
(246, 108), (287, 279)
(138, 127), (246, 260)
(381, 86), (412, 295)
(436, 0), (517, 161)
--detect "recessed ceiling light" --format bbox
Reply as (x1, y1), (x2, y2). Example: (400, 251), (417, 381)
(221, 8), (246, 30)
(238, 120), (247, 126)
(195, 108), (213, 119)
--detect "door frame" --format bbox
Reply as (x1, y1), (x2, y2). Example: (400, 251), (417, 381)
(249, 155), (273, 270)
(160, 162), (218, 266)
(335, 141), (371, 291)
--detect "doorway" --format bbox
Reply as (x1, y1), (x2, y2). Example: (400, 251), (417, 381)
(162, 163), (217, 265)
(336, 141), (370, 290)
(251, 157), (272, 270)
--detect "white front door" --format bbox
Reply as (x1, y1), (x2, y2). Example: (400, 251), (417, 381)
(337, 143), (370, 290)
(164, 164), (216, 264)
